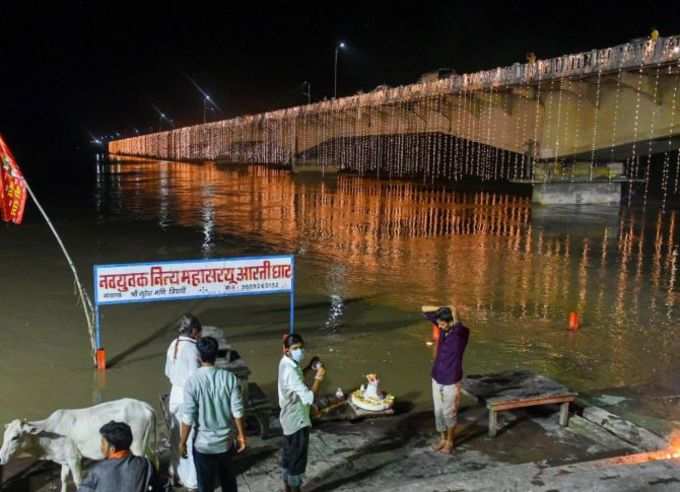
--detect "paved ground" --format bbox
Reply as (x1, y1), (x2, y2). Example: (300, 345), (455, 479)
(4, 388), (680, 491)
(382, 457), (680, 492)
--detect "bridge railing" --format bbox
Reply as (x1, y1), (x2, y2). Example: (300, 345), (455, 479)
(202, 36), (680, 123)
(459, 35), (680, 91)
(110, 35), (680, 157)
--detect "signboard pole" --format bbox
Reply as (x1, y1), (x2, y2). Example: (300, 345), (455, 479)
(289, 256), (296, 334)
(289, 291), (295, 335)
(95, 307), (106, 370)
(95, 308), (101, 349)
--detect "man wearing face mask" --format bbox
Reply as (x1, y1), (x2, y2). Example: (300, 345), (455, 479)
(278, 334), (326, 492)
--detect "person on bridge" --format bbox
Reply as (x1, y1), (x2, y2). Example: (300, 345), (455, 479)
(164, 313), (202, 489)
(278, 333), (326, 492)
(421, 305), (469, 454)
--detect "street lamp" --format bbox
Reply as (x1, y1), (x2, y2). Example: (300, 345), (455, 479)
(334, 41), (346, 99)
(184, 74), (221, 123)
(302, 81), (312, 105)
(203, 95), (211, 123)
(153, 105), (173, 131)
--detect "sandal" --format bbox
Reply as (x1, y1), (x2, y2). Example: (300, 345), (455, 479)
(438, 442), (454, 454)
(431, 440), (446, 451)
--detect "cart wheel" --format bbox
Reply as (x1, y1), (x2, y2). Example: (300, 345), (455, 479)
(256, 413), (270, 439)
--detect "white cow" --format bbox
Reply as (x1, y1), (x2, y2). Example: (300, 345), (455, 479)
(0, 398), (157, 492)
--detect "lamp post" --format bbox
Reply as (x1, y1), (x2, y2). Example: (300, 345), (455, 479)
(203, 95), (211, 123)
(303, 81), (312, 105)
(334, 41), (346, 99)
(152, 105), (172, 131)
(184, 74), (220, 124)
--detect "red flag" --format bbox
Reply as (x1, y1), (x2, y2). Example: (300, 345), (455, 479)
(0, 135), (28, 224)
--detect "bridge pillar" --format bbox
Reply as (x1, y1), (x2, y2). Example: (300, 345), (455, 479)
(532, 182), (621, 205)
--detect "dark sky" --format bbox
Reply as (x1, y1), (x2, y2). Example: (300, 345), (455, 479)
(2, 1), (679, 171)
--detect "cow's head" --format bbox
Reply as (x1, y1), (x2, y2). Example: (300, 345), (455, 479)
(0, 420), (40, 465)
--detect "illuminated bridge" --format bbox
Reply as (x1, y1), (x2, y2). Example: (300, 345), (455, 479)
(109, 35), (680, 205)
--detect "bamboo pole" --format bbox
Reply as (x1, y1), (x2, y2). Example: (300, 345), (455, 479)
(24, 182), (97, 364)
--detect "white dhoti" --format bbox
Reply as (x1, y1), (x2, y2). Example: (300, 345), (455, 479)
(169, 385), (197, 489)
(432, 379), (461, 433)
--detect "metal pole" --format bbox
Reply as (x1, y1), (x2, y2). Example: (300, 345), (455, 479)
(203, 98), (207, 124)
(24, 182), (97, 364)
(334, 47), (339, 99)
(305, 82), (311, 105)
(289, 256), (296, 334)
(289, 291), (295, 334)
(95, 306), (101, 349)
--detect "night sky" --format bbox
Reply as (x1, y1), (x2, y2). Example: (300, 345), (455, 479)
(2, 1), (680, 176)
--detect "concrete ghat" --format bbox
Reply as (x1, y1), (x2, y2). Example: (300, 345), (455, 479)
(14, 400), (679, 492)
(384, 457), (680, 492)
(532, 182), (622, 205)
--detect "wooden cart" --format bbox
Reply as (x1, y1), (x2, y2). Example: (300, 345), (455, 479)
(161, 326), (273, 438)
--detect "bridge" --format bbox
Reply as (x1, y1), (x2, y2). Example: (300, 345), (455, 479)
(109, 35), (680, 205)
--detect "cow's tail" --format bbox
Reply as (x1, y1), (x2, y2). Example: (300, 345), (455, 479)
(144, 407), (159, 471)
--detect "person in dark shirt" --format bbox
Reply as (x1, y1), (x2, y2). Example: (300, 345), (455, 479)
(422, 305), (469, 454)
(78, 421), (161, 492)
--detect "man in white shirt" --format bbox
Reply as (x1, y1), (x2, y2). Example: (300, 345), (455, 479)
(278, 334), (326, 492)
(164, 313), (202, 490)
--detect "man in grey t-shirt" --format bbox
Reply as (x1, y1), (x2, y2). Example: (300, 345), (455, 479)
(180, 336), (246, 492)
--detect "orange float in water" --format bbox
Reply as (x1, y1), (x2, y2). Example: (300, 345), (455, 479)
(568, 312), (581, 331)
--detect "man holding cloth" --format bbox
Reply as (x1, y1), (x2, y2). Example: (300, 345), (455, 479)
(180, 336), (246, 492)
(422, 305), (469, 454)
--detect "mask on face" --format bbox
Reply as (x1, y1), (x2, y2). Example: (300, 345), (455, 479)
(290, 348), (305, 364)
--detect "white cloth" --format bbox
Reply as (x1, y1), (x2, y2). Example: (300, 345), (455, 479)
(168, 411), (196, 488)
(432, 379), (461, 433)
(278, 356), (314, 436)
(165, 337), (201, 389)
(165, 336), (200, 488)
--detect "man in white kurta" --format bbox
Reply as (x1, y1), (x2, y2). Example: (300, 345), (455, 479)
(278, 334), (326, 492)
(165, 314), (202, 490)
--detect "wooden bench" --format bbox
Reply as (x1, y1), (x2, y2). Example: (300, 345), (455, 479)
(462, 370), (578, 438)
(486, 392), (577, 437)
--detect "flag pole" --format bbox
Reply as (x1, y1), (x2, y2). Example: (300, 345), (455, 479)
(24, 182), (97, 365)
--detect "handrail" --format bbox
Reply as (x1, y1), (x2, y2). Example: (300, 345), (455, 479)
(110, 35), (680, 147)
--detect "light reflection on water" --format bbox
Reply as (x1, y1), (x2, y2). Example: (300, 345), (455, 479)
(94, 159), (680, 391)
(2, 157), (680, 425)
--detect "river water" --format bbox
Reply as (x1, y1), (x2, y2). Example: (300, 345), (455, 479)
(1, 156), (680, 425)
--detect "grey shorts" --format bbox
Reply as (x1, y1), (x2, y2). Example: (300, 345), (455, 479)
(432, 379), (461, 432)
